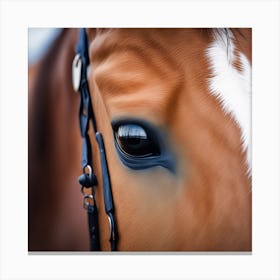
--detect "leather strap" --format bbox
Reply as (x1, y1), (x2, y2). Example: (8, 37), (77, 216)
(75, 28), (118, 251)
(96, 132), (118, 250)
(87, 198), (101, 251)
(76, 28), (100, 251)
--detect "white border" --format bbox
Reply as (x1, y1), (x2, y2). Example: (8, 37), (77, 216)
(1, 1), (279, 279)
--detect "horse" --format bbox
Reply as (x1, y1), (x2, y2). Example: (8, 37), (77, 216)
(28, 28), (252, 251)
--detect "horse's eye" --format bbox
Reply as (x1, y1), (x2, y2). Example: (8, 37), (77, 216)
(114, 124), (160, 157)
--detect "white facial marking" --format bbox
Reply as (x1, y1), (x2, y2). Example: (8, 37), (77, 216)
(206, 30), (252, 174)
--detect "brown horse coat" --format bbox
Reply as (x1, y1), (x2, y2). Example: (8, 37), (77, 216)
(29, 28), (251, 251)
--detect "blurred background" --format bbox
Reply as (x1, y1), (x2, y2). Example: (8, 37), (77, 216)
(28, 28), (61, 65)
(28, 28), (89, 251)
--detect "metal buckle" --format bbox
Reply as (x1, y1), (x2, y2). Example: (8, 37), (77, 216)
(83, 164), (92, 176)
(107, 214), (115, 241)
(72, 53), (82, 92)
(82, 194), (94, 210)
(81, 165), (95, 210)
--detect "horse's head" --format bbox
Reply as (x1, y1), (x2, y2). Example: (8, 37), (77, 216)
(85, 28), (251, 251)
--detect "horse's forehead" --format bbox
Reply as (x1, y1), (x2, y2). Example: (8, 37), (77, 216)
(90, 28), (210, 62)
(88, 28), (211, 101)
(88, 29), (210, 122)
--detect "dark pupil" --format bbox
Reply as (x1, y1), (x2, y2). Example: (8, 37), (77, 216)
(115, 124), (160, 157)
(126, 137), (141, 146)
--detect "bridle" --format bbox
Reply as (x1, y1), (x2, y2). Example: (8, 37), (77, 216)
(72, 28), (118, 251)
